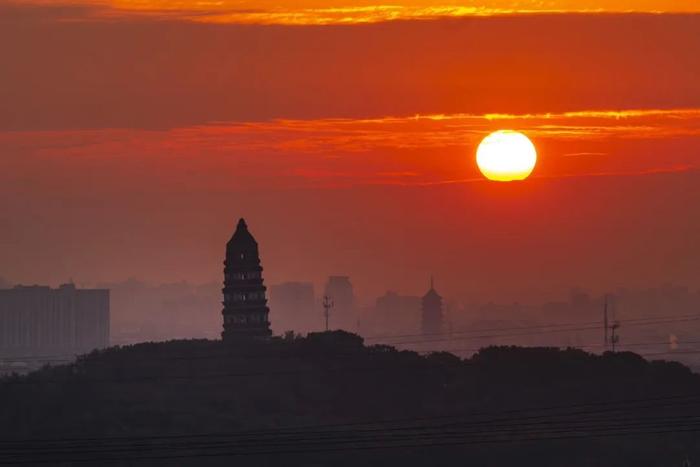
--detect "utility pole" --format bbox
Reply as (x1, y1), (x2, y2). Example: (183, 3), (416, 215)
(604, 294), (620, 352)
(610, 321), (621, 352)
(322, 296), (334, 332)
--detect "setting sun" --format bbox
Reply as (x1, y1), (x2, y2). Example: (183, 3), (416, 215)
(476, 130), (537, 182)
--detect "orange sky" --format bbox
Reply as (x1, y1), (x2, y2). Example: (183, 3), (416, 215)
(2, 2), (700, 303)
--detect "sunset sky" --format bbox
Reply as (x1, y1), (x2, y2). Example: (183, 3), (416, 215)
(2, 0), (700, 303)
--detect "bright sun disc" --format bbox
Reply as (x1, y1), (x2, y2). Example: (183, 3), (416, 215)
(476, 130), (537, 182)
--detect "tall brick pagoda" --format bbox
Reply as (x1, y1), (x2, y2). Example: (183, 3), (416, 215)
(222, 218), (271, 340)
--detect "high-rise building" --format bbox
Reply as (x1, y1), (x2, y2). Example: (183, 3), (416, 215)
(421, 277), (443, 336)
(0, 283), (110, 357)
(323, 276), (355, 331)
(222, 218), (271, 340)
(268, 282), (315, 334)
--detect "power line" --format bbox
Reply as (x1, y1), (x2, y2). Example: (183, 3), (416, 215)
(364, 312), (700, 342)
(2, 392), (699, 447)
(6, 415), (696, 455)
(3, 416), (700, 464)
(1, 399), (700, 461)
(383, 316), (700, 348)
(426, 339), (700, 356)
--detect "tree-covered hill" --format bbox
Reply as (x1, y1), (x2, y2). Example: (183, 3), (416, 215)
(1, 331), (699, 466)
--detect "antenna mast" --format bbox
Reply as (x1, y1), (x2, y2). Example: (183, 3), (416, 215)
(322, 296), (334, 332)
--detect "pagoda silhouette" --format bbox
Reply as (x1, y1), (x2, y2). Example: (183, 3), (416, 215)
(421, 276), (443, 336)
(222, 218), (271, 340)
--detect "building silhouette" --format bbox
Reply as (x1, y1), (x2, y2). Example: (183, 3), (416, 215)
(371, 291), (421, 336)
(0, 283), (110, 357)
(269, 282), (315, 334)
(323, 276), (355, 331)
(421, 277), (443, 336)
(222, 218), (271, 339)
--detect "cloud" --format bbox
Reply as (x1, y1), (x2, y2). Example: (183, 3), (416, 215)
(103, 6), (610, 25)
(6, 1), (700, 25)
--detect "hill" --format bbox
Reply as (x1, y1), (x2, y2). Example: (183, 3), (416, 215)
(1, 331), (699, 466)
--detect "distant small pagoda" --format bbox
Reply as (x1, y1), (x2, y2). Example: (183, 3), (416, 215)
(222, 218), (271, 340)
(421, 276), (443, 336)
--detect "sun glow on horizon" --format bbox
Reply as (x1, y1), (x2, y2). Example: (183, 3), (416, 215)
(476, 130), (537, 182)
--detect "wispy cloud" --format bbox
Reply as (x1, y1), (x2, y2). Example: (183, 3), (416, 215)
(3, 107), (700, 155)
(5, 0), (700, 25)
(169, 6), (600, 26)
(485, 109), (700, 120)
(562, 152), (608, 157)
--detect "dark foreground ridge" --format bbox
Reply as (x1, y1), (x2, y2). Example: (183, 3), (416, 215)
(2, 331), (700, 466)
